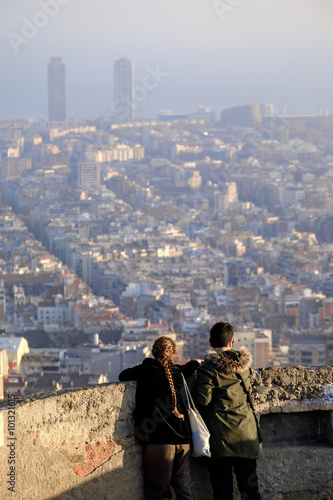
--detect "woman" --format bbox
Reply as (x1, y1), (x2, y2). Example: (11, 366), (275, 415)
(119, 336), (201, 500)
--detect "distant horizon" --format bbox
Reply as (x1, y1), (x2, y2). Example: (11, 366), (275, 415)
(1, 0), (332, 122)
(1, 83), (332, 122)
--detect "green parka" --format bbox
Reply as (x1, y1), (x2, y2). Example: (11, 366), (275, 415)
(194, 347), (260, 461)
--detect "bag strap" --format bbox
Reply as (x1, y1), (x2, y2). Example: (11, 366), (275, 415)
(181, 373), (199, 413)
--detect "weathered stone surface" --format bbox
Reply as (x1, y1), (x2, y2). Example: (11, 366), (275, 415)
(251, 366), (333, 410)
(0, 367), (332, 500)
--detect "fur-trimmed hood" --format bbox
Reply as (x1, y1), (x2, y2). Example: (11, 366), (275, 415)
(205, 346), (252, 374)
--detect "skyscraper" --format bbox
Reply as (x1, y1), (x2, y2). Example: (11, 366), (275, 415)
(114, 57), (134, 123)
(47, 57), (66, 122)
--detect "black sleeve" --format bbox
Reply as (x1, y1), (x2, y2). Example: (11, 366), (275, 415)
(118, 364), (143, 381)
(175, 360), (200, 379)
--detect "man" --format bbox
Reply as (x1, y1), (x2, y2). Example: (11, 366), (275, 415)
(194, 322), (261, 500)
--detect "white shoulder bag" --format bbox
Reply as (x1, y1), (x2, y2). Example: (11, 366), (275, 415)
(182, 374), (211, 458)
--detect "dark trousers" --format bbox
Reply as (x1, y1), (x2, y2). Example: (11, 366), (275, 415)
(143, 443), (193, 500)
(207, 456), (261, 500)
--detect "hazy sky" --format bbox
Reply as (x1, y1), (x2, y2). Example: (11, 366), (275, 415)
(1, 0), (333, 119)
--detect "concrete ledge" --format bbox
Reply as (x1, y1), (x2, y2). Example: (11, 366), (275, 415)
(0, 366), (332, 500)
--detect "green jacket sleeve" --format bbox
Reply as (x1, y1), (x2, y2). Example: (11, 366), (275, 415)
(194, 364), (215, 406)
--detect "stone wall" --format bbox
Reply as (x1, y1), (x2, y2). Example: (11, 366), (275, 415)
(0, 366), (332, 500)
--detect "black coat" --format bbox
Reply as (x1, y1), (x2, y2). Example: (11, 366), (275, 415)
(119, 358), (199, 445)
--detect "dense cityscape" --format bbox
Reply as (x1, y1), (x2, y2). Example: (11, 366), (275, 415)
(1, 56), (333, 399)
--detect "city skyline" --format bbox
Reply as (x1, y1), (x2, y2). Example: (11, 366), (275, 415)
(0, 112), (333, 372)
(0, 0), (332, 119)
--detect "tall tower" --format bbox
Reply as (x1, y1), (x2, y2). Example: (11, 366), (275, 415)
(114, 57), (134, 123)
(48, 57), (66, 122)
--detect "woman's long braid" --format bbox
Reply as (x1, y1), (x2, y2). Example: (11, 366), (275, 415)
(152, 336), (184, 420)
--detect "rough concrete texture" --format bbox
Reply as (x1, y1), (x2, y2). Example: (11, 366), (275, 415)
(0, 365), (332, 500)
(251, 366), (333, 413)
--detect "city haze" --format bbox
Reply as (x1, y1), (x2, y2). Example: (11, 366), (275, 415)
(1, 0), (333, 119)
